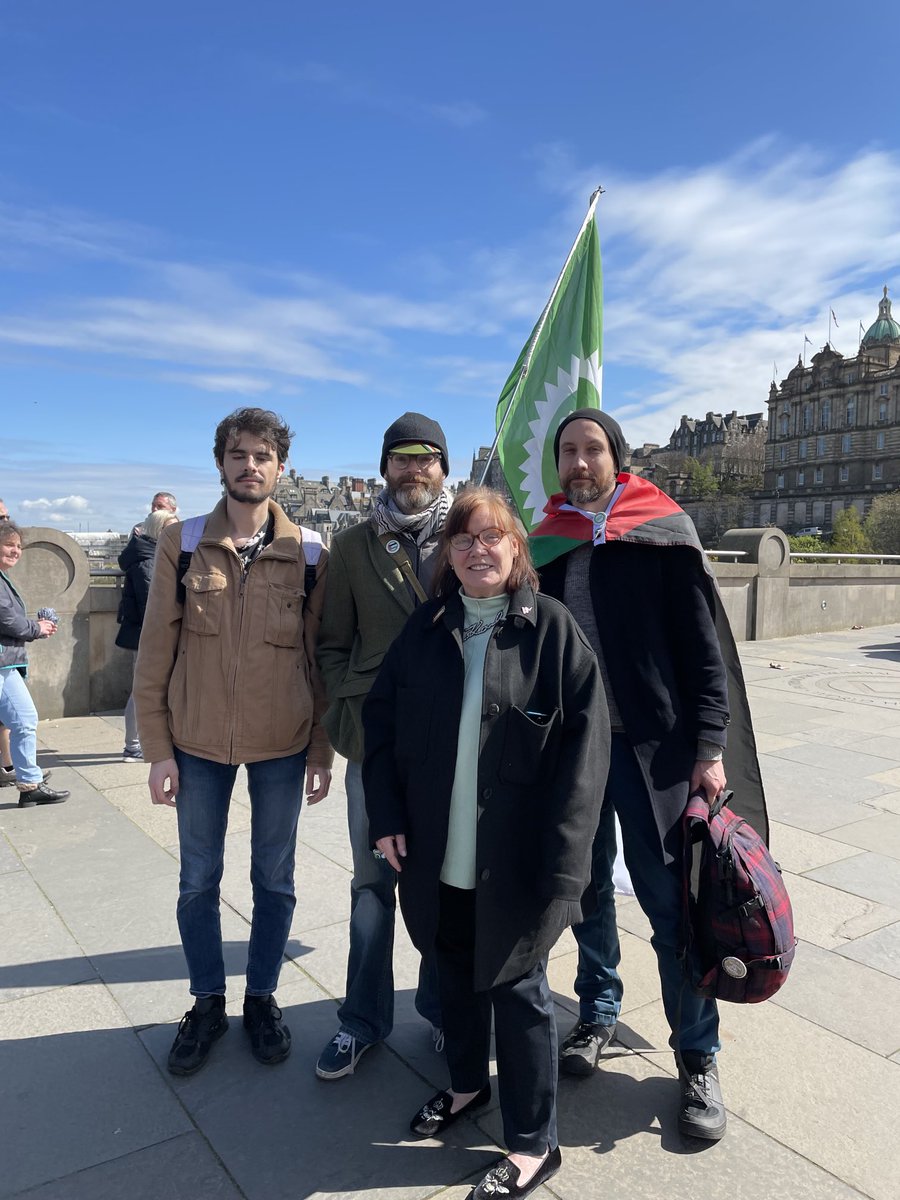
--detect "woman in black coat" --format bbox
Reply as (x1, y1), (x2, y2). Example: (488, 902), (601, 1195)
(116, 509), (176, 761)
(364, 488), (609, 1200)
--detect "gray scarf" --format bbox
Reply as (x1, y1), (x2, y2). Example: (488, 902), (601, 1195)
(371, 487), (452, 545)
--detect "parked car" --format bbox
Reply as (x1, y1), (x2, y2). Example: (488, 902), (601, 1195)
(796, 526), (824, 537)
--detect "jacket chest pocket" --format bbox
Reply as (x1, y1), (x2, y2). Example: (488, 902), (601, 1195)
(264, 584), (304, 648)
(182, 570), (228, 636)
(498, 706), (560, 785)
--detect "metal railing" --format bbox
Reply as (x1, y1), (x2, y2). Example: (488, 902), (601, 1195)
(704, 549), (748, 559)
(789, 552), (900, 563)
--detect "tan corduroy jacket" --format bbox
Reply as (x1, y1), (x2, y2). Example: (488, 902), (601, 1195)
(134, 499), (333, 769)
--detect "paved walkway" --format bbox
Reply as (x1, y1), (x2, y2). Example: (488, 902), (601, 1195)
(3, 626), (900, 1199)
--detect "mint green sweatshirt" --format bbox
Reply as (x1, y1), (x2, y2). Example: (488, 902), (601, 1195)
(440, 592), (509, 890)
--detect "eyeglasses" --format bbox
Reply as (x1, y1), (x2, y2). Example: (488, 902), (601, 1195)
(449, 527), (508, 551)
(0, 514), (9, 521)
(387, 452), (441, 469)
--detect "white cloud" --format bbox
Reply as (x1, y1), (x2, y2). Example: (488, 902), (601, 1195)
(21, 494), (91, 512)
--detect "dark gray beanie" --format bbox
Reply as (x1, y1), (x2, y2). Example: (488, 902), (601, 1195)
(380, 412), (449, 476)
(553, 408), (626, 474)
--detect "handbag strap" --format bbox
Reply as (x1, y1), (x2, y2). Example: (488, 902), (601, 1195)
(377, 532), (429, 605)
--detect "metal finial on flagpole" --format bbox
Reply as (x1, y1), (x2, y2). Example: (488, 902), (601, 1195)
(478, 188), (604, 487)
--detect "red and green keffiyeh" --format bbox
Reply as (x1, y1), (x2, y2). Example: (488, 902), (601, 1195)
(530, 472), (703, 569)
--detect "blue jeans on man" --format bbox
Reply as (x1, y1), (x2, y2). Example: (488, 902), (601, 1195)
(174, 746), (307, 997)
(338, 759), (441, 1044)
(574, 733), (720, 1056)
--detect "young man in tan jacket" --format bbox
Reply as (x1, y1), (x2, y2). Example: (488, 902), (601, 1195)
(135, 407), (333, 1076)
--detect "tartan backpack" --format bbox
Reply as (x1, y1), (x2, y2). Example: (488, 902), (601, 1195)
(682, 790), (796, 1004)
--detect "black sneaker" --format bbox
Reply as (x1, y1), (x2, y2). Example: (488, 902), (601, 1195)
(17, 781), (69, 807)
(678, 1053), (727, 1141)
(559, 1020), (616, 1076)
(243, 994), (291, 1065)
(167, 995), (229, 1076)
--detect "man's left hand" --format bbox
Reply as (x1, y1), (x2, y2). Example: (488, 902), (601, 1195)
(689, 759), (727, 806)
(306, 765), (332, 805)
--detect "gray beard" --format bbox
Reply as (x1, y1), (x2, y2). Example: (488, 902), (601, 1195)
(564, 479), (604, 506)
(389, 481), (442, 514)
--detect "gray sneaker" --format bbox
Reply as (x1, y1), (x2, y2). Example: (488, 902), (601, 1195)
(315, 1030), (373, 1079)
(559, 1020), (616, 1076)
(678, 1055), (727, 1141)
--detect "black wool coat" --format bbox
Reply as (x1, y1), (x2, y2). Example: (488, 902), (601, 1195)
(363, 583), (610, 992)
(539, 540), (760, 860)
(115, 534), (157, 651)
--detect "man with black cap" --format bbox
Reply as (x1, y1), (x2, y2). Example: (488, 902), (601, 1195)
(530, 409), (765, 1142)
(314, 411), (451, 1080)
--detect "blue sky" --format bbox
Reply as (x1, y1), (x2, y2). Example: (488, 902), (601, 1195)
(3, 1), (900, 530)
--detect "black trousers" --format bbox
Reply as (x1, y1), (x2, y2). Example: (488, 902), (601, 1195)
(435, 883), (558, 1155)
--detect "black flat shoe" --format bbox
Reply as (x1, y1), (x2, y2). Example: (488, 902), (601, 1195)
(17, 782), (69, 807)
(470, 1146), (562, 1200)
(409, 1083), (491, 1137)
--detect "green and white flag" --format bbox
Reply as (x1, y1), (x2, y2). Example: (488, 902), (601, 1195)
(494, 195), (603, 530)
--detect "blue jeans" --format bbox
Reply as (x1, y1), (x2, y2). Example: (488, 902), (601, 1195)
(338, 759), (441, 1043)
(574, 733), (720, 1056)
(0, 668), (42, 786)
(174, 747), (306, 998)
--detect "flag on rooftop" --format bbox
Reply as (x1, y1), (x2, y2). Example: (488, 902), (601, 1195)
(831, 308), (839, 326)
(492, 191), (603, 530)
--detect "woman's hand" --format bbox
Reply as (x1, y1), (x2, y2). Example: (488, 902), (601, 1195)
(375, 834), (407, 872)
(36, 619), (57, 638)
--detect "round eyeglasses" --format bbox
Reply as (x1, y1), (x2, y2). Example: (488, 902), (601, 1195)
(449, 527), (508, 551)
(387, 452), (441, 469)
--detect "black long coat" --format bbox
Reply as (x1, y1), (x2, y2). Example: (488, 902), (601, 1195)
(115, 534), (156, 651)
(539, 540), (765, 858)
(363, 583), (610, 992)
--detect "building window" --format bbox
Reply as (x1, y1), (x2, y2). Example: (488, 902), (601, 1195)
(780, 415), (789, 436)
(879, 401), (888, 422)
(846, 397), (855, 425)
(880, 383), (889, 396)
(779, 445), (787, 463)
(802, 405), (811, 430)
(841, 433), (852, 453)
(876, 431), (886, 450)
(799, 439), (807, 459)
(816, 436), (826, 456)
(847, 373), (856, 384)
(797, 470), (805, 487)
(820, 400), (830, 428)
(776, 473), (785, 490)
(873, 463), (883, 480)
(840, 464), (849, 482)
(814, 467), (823, 483)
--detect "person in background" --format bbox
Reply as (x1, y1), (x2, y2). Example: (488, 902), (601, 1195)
(365, 488), (608, 1200)
(116, 509), (178, 762)
(128, 491), (178, 541)
(0, 522), (70, 806)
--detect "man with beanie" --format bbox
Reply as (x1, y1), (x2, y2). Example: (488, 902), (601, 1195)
(530, 409), (765, 1142)
(314, 411), (450, 1079)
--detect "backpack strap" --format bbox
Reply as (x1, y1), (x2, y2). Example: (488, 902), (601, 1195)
(377, 531), (429, 605)
(298, 526), (323, 602)
(176, 515), (209, 605)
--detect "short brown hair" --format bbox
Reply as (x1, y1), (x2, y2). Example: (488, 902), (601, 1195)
(0, 520), (22, 547)
(213, 407), (294, 465)
(434, 487), (539, 599)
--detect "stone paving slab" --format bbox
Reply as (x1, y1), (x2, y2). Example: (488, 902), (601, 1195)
(836, 920), (900, 979)
(0, 982), (192, 1197)
(14, 1133), (245, 1200)
(7, 628), (900, 1198)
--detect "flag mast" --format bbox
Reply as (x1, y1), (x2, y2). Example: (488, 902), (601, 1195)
(478, 186), (604, 486)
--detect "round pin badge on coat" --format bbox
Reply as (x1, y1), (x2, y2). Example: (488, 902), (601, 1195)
(722, 956), (748, 979)
(385, 539), (401, 554)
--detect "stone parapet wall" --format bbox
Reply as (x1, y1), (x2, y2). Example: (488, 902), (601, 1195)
(12, 526), (900, 718)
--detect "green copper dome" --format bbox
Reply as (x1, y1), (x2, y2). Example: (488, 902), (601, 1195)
(862, 286), (900, 345)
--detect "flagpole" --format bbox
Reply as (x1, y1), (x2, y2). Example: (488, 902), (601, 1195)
(477, 186), (604, 486)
